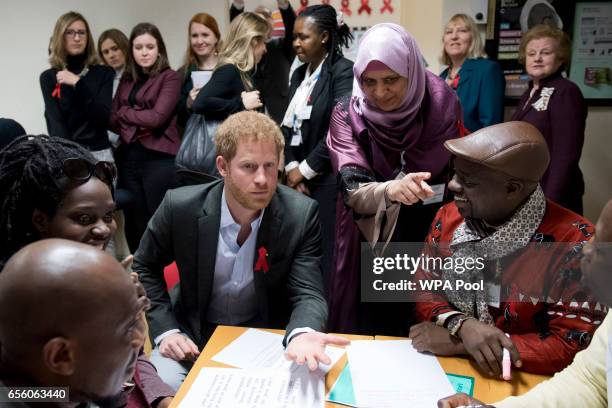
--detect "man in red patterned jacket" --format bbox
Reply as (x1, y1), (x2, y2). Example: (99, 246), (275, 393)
(410, 121), (601, 377)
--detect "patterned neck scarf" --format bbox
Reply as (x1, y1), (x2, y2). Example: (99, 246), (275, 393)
(443, 185), (546, 323)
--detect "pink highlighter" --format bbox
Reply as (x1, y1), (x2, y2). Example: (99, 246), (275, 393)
(502, 333), (512, 381)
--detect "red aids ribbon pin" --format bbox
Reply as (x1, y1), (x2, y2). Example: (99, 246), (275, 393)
(297, 0), (308, 15)
(358, 0), (371, 15)
(341, 0), (352, 16)
(255, 246), (269, 273)
(52, 83), (61, 99)
(380, 0), (394, 14)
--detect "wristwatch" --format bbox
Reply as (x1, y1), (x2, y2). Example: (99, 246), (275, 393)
(446, 314), (474, 338)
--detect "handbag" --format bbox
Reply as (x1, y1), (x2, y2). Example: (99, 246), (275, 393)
(175, 113), (221, 180)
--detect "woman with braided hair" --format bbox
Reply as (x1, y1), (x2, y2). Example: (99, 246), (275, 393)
(0, 135), (176, 407)
(282, 4), (354, 287)
(0, 135), (116, 267)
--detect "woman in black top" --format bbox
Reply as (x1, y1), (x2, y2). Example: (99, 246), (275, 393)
(176, 13), (221, 127)
(281, 4), (354, 288)
(192, 12), (269, 121)
(40, 12), (114, 160)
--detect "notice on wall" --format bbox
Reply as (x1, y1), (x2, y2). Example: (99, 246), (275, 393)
(569, 2), (612, 100)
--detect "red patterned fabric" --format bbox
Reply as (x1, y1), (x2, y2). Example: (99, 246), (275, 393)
(414, 200), (602, 374)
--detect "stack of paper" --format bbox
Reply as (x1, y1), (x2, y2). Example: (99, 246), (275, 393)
(346, 340), (455, 407)
(177, 329), (346, 408)
(177, 367), (325, 408)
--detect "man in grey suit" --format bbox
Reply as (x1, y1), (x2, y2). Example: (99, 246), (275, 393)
(136, 111), (347, 390)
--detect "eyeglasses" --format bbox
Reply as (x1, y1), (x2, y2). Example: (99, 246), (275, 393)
(64, 29), (87, 38)
(62, 158), (117, 186)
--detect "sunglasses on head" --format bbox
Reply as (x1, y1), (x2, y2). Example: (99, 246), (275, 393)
(62, 157), (117, 185)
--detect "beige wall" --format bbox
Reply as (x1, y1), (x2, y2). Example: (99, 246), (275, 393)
(401, 0), (444, 72)
(0, 0), (230, 135)
(580, 107), (612, 221)
(401, 0), (612, 222)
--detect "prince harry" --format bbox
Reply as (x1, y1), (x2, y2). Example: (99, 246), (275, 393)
(135, 111), (346, 389)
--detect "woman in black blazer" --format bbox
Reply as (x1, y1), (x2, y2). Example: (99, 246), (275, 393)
(282, 4), (354, 289)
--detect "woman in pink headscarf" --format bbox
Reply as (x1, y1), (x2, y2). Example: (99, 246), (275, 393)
(326, 23), (463, 335)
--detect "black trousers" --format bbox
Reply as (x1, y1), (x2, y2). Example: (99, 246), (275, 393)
(306, 172), (337, 293)
(117, 142), (176, 253)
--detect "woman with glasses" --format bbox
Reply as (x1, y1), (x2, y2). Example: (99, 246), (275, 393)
(110, 23), (181, 253)
(176, 13), (221, 127)
(191, 12), (269, 120)
(40, 12), (115, 162)
(0, 135), (175, 408)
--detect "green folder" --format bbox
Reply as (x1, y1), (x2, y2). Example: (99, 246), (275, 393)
(446, 373), (475, 397)
(327, 363), (357, 407)
(327, 365), (475, 406)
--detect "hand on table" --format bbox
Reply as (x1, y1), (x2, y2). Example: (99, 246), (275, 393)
(458, 319), (521, 377)
(385, 172), (435, 205)
(409, 322), (465, 356)
(160, 333), (200, 362)
(437, 393), (491, 408)
(285, 331), (350, 371)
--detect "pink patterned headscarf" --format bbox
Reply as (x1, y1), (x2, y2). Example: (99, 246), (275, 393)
(352, 23), (427, 146)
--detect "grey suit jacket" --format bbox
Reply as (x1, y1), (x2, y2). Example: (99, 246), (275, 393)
(134, 180), (327, 347)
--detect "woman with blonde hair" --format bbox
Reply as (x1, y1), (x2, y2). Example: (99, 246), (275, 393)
(40, 11), (115, 160)
(176, 13), (221, 126)
(192, 12), (269, 120)
(511, 24), (586, 214)
(440, 13), (505, 132)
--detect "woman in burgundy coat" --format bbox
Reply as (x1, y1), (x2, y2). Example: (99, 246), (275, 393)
(110, 23), (181, 252)
(512, 25), (587, 215)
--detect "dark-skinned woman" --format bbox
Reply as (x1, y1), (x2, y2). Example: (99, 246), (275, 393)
(281, 4), (353, 288)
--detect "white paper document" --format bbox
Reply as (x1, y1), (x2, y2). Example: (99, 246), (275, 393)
(191, 70), (212, 88)
(177, 367), (325, 408)
(212, 328), (345, 374)
(347, 340), (455, 408)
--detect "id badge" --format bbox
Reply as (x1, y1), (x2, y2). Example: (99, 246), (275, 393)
(422, 183), (445, 205)
(297, 105), (312, 120)
(290, 129), (302, 146)
(486, 282), (501, 308)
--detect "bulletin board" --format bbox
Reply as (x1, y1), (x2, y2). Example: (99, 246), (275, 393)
(486, 0), (612, 104)
(568, 2), (612, 101)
